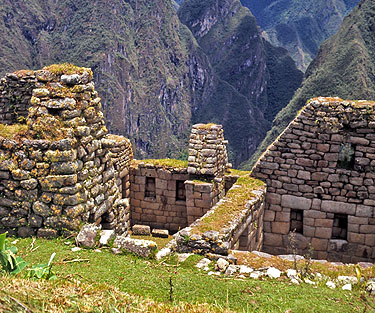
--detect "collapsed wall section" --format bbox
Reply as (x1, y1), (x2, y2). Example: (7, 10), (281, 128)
(252, 97), (375, 263)
(0, 65), (133, 237)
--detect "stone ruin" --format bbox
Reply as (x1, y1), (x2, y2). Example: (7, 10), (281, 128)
(1, 66), (374, 263)
(0, 65), (132, 238)
(252, 97), (375, 263)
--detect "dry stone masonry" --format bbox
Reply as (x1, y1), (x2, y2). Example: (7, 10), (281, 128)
(0, 65), (132, 238)
(252, 97), (375, 263)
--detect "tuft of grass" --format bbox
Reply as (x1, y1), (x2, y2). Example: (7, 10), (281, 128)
(43, 63), (92, 76)
(132, 158), (188, 168)
(0, 123), (28, 139)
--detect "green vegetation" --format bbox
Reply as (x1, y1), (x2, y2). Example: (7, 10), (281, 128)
(0, 123), (28, 139)
(195, 174), (265, 234)
(43, 63), (92, 76)
(0, 232), (27, 275)
(241, 0), (359, 71)
(179, 0), (302, 166)
(133, 158), (188, 168)
(0, 237), (373, 312)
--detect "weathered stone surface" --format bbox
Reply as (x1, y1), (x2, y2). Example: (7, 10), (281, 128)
(114, 235), (157, 258)
(99, 230), (115, 246)
(281, 195), (311, 210)
(76, 224), (101, 248)
(132, 224), (151, 236)
(321, 200), (356, 214)
(151, 229), (169, 238)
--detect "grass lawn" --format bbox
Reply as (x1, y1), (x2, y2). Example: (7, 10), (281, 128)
(0, 236), (374, 312)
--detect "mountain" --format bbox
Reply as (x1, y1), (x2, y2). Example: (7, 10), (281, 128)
(0, 0), (197, 159)
(0, 0), (301, 166)
(240, 0), (360, 71)
(178, 0), (302, 165)
(244, 0), (375, 169)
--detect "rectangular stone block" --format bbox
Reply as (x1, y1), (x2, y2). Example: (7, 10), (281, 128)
(356, 205), (373, 217)
(271, 222), (289, 234)
(314, 227), (332, 239)
(321, 200), (356, 214)
(266, 193), (281, 205)
(281, 195), (312, 210)
(311, 238), (328, 251)
(314, 218), (333, 228)
(348, 232), (365, 244)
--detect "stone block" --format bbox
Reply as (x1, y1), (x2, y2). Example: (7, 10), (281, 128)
(264, 210), (275, 222)
(311, 238), (328, 251)
(321, 200), (356, 214)
(266, 193), (281, 205)
(132, 224), (151, 236)
(348, 232), (365, 244)
(271, 222), (289, 234)
(114, 235), (157, 258)
(314, 227), (332, 239)
(356, 205), (373, 217)
(281, 195), (311, 210)
(152, 229), (169, 238)
(264, 233), (283, 247)
(314, 218), (333, 228)
(275, 211), (290, 222)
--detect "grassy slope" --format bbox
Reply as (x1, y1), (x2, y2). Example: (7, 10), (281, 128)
(243, 0), (375, 169)
(240, 0), (360, 71)
(0, 237), (373, 312)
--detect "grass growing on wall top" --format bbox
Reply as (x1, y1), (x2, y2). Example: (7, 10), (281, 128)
(194, 172), (265, 234)
(132, 158), (189, 168)
(1, 236), (372, 313)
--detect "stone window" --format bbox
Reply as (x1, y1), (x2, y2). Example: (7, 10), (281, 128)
(337, 143), (355, 169)
(290, 209), (303, 234)
(332, 214), (348, 240)
(176, 180), (186, 201)
(145, 177), (156, 199)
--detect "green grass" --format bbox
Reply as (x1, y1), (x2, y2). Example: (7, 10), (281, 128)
(1, 237), (373, 312)
(133, 158), (188, 168)
(194, 176), (265, 234)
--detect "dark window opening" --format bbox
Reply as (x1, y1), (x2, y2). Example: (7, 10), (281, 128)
(338, 143), (355, 169)
(145, 177), (156, 198)
(332, 213), (348, 240)
(176, 180), (186, 201)
(290, 209), (303, 234)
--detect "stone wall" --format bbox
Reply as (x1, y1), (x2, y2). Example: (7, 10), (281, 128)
(0, 65), (133, 237)
(0, 71), (36, 124)
(252, 97), (375, 263)
(130, 162), (189, 232)
(185, 179), (224, 225)
(174, 183), (265, 255)
(188, 124), (230, 177)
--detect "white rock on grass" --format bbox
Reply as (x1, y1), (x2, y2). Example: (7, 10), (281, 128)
(196, 258), (211, 269)
(177, 253), (192, 263)
(113, 236), (157, 258)
(225, 265), (238, 276)
(76, 224), (101, 248)
(99, 230), (115, 246)
(291, 278), (300, 285)
(338, 276), (358, 284)
(326, 281), (336, 289)
(250, 271), (263, 279)
(217, 258), (229, 272)
(286, 269), (297, 278)
(267, 267), (281, 279)
(71, 247), (82, 252)
(156, 248), (171, 260)
(239, 265), (253, 275)
(304, 278), (316, 285)
(208, 271), (221, 276)
(342, 284), (352, 291)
